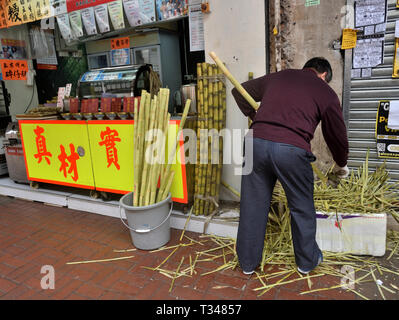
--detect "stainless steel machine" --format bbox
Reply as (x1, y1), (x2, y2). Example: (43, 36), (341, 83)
(3, 122), (29, 184)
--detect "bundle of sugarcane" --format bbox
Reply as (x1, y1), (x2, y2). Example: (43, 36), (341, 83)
(193, 62), (226, 216)
(272, 155), (399, 223)
(132, 88), (191, 207)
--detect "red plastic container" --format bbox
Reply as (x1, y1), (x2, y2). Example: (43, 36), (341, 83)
(101, 97), (112, 113)
(111, 97), (122, 112)
(69, 98), (80, 113)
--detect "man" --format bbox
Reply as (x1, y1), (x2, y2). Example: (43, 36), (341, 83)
(232, 57), (349, 275)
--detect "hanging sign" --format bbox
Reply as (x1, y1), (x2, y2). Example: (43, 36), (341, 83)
(108, 0), (125, 30)
(81, 7), (97, 35)
(50, 0), (67, 16)
(123, 0), (140, 26)
(0, 59), (29, 80)
(0, 0), (7, 28)
(376, 101), (399, 158)
(139, 0), (156, 24)
(6, 0), (23, 27)
(34, 0), (53, 20)
(69, 10), (84, 38)
(56, 13), (74, 42)
(341, 29), (358, 50)
(21, 0), (37, 24)
(66, 0), (114, 12)
(94, 3), (110, 33)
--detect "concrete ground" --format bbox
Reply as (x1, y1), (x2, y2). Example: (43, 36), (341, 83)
(0, 195), (398, 300)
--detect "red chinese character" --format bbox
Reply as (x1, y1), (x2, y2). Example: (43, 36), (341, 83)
(33, 125), (52, 165)
(58, 144), (80, 182)
(98, 127), (121, 170)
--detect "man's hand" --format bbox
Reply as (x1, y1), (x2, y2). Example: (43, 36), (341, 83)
(333, 164), (350, 179)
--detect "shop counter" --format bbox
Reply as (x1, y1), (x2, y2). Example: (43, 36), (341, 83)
(19, 120), (188, 204)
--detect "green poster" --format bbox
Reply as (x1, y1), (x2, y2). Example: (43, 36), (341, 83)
(305, 0), (320, 7)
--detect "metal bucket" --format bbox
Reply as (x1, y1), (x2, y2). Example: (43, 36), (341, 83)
(119, 192), (172, 250)
(181, 84), (197, 113)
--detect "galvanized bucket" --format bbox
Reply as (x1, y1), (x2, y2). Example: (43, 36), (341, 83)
(119, 192), (172, 250)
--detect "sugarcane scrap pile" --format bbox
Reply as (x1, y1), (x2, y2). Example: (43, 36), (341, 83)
(274, 156), (399, 223)
(138, 222), (399, 299)
(65, 219), (399, 299)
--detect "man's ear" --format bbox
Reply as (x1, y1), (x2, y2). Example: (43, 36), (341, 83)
(318, 72), (328, 82)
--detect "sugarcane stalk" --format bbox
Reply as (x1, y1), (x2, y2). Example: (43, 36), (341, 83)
(200, 62), (209, 215)
(209, 51), (259, 110)
(194, 63), (203, 215)
(139, 93), (156, 206)
(134, 91), (148, 206)
(204, 64), (214, 215)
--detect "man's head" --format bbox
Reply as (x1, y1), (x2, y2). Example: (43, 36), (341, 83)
(303, 57), (333, 83)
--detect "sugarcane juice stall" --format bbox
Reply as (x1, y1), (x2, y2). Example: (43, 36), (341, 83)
(18, 65), (189, 204)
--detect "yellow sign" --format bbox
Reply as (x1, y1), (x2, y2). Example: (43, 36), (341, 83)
(393, 38), (399, 78)
(19, 121), (95, 189)
(20, 120), (188, 203)
(34, 0), (52, 21)
(341, 29), (357, 50)
(88, 120), (187, 203)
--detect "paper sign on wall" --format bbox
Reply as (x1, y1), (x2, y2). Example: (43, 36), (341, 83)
(81, 7), (97, 35)
(353, 36), (384, 69)
(188, 4), (204, 52)
(393, 39), (399, 78)
(0, 59), (29, 80)
(305, 0), (320, 7)
(355, 0), (387, 28)
(69, 10), (83, 38)
(108, 0), (125, 30)
(94, 3), (110, 33)
(341, 29), (357, 50)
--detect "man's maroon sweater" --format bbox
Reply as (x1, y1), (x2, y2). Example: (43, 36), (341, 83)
(232, 68), (349, 167)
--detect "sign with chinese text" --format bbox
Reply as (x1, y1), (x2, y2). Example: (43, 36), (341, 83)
(19, 120), (188, 203)
(0, 59), (28, 80)
(88, 120), (187, 202)
(0, 0), (7, 28)
(19, 121), (95, 189)
(66, 0), (114, 12)
(341, 29), (357, 50)
(110, 36), (130, 50)
(34, 0), (53, 21)
(6, 0), (23, 27)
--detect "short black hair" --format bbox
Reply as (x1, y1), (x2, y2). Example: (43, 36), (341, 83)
(303, 57), (333, 83)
